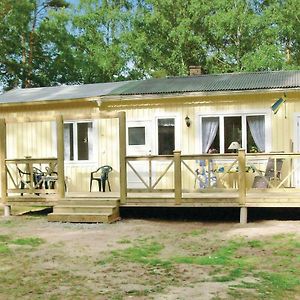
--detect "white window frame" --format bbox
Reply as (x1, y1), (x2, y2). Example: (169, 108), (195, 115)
(154, 114), (181, 155)
(198, 111), (271, 154)
(64, 120), (97, 165)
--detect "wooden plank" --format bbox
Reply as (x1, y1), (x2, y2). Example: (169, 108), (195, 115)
(56, 115), (65, 199)
(181, 154), (237, 160)
(127, 161), (149, 189)
(174, 150), (182, 205)
(4, 111), (119, 124)
(64, 111), (119, 120)
(152, 161), (174, 189)
(238, 149), (246, 205)
(118, 111), (127, 204)
(6, 158), (57, 164)
(0, 119), (7, 205)
(126, 155), (173, 161)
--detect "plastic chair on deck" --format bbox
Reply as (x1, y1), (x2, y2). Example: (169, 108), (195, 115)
(18, 167), (44, 195)
(252, 157), (284, 188)
(90, 165), (113, 192)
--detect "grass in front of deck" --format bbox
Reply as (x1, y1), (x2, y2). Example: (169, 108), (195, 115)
(0, 217), (299, 299)
(100, 232), (300, 299)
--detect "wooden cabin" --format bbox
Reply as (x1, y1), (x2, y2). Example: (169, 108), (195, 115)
(0, 70), (300, 223)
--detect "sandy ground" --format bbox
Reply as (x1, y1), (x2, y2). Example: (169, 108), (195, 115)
(0, 215), (300, 299)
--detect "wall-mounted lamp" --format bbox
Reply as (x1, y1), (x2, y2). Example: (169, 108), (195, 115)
(185, 116), (191, 127)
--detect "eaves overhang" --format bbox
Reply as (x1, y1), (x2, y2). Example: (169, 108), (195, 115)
(100, 87), (300, 103)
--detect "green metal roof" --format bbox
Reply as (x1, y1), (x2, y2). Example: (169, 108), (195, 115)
(0, 81), (129, 104)
(109, 70), (300, 95)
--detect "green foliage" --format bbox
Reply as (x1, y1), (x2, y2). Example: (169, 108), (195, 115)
(1, 0), (300, 90)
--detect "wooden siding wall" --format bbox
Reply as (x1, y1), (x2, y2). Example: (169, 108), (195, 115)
(0, 90), (299, 192)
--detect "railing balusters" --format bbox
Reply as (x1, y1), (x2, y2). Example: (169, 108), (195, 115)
(5, 158), (58, 197)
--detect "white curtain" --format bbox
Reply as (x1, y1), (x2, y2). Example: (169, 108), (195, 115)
(64, 124), (72, 160)
(202, 117), (219, 153)
(247, 116), (265, 152)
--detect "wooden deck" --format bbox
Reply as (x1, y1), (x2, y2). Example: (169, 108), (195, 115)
(5, 190), (300, 223)
(8, 191), (300, 208)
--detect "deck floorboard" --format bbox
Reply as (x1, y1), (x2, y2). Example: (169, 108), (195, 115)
(6, 190), (300, 208)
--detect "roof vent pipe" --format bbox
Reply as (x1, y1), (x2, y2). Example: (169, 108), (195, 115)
(189, 66), (203, 76)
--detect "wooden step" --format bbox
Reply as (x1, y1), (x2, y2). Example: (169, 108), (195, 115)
(58, 198), (120, 206)
(48, 197), (120, 223)
(53, 205), (118, 214)
(47, 212), (119, 223)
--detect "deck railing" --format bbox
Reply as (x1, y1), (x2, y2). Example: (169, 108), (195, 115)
(123, 150), (300, 205)
(5, 158), (59, 198)
(126, 154), (174, 192)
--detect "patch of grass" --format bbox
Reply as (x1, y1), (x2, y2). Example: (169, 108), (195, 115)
(186, 229), (208, 237)
(258, 271), (300, 293)
(272, 233), (295, 240)
(0, 220), (15, 227)
(173, 240), (244, 266)
(213, 267), (243, 282)
(117, 239), (131, 244)
(11, 237), (44, 247)
(0, 235), (10, 242)
(110, 293), (123, 300)
(111, 242), (170, 266)
(234, 280), (259, 289)
(247, 240), (263, 248)
(0, 244), (10, 254)
(100, 241), (173, 269)
(291, 240), (300, 248)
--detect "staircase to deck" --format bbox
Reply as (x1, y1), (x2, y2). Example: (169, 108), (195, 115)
(47, 197), (120, 223)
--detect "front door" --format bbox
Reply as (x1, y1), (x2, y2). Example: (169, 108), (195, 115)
(127, 121), (152, 189)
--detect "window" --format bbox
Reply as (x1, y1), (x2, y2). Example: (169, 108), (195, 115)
(224, 116), (242, 153)
(128, 127), (145, 145)
(201, 114), (265, 153)
(157, 118), (175, 155)
(64, 121), (94, 161)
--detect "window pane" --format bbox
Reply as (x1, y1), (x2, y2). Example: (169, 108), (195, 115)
(64, 123), (74, 160)
(224, 117), (241, 153)
(247, 116), (265, 152)
(77, 122), (92, 160)
(128, 127), (145, 145)
(158, 118), (175, 155)
(202, 117), (219, 153)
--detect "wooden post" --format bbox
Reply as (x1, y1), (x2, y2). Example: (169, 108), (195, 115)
(118, 111), (127, 204)
(174, 150), (182, 205)
(4, 205), (11, 217)
(148, 156), (152, 192)
(56, 115), (65, 199)
(0, 119), (9, 215)
(238, 149), (246, 205)
(240, 207), (248, 224)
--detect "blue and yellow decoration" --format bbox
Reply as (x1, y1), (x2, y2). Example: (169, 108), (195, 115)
(271, 97), (286, 114)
